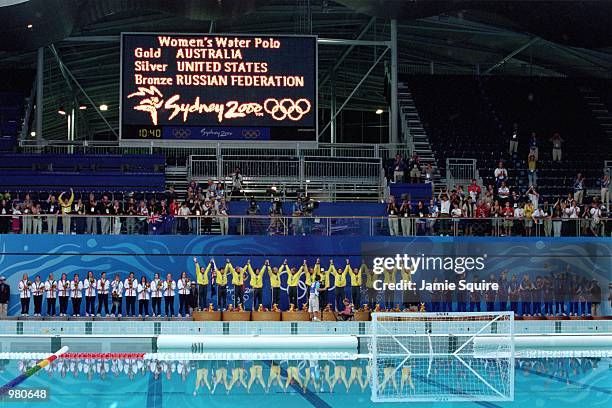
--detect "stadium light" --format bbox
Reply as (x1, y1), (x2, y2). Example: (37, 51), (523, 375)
(99, 104), (108, 111)
(26, 24), (33, 29)
(57, 107), (66, 115)
(79, 105), (87, 110)
(375, 109), (384, 115)
(30, 131), (35, 137)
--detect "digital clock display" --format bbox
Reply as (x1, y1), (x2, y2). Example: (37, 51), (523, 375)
(120, 33), (317, 142)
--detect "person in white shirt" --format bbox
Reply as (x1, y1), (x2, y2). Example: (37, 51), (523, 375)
(601, 174), (610, 206)
(137, 276), (151, 317)
(150, 273), (163, 317)
(31, 275), (44, 317)
(163, 274), (176, 317)
(532, 206), (545, 237)
(84, 271), (97, 317)
(124, 272), (137, 317)
(110, 274), (124, 317)
(494, 161), (508, 187)
(177, 272), (191, 317)
(438, 192), (451, 236)
(589, 203), (602, 236)
(96, 272), (110, 317)
(57, 273), (70, 316)
(44, 273), (57, 317)
(18, 273), (32, 316)
(70, 273), (83, 316)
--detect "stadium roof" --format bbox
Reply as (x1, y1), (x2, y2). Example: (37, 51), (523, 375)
(0, 0), (610, 141)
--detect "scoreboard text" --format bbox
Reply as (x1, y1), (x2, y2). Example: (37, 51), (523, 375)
(120, 33), (317, 141)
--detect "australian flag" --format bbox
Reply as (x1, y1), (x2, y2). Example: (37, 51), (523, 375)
(147, 214), (174, 235)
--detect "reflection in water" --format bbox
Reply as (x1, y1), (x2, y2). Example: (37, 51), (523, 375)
(0, 357), (607, 396)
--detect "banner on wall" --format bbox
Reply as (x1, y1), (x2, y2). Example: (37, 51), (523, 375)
(0, 236), (609, 316)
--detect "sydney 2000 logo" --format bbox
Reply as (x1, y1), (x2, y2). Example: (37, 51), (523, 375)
(127, 85), (311, 125)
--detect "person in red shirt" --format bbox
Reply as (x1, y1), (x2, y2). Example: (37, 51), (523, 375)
(467, 179), (482, 202)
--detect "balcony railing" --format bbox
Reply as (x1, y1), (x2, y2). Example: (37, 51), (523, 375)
(0, 214), (608, 238)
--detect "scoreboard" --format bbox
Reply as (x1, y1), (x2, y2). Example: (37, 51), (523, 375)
(120, 33), (317, 142)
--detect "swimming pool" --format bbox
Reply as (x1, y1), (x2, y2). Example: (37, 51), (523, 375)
(0, 356), (610, 407)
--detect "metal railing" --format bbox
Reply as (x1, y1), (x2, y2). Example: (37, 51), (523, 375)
(445, 158), (478, 188)
(17, 140), (412, 161)
(189, 155), (384, 186)
(0, 214), (608, 238)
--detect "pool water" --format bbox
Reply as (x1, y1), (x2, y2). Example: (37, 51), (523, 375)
(0, 357), (610, 407)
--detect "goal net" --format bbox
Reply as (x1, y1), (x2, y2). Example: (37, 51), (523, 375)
(369, 312), (514, 403)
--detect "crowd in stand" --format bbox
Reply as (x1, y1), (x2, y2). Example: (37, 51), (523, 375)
(0, 258), (606, 319)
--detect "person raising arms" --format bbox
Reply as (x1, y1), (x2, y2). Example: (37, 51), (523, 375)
(248, 260), (265, 311)
(286, 260), (303, 309)
(267, 261), (282, 308)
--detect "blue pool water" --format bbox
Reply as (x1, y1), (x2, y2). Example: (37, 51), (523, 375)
(0, 357), (610, 407)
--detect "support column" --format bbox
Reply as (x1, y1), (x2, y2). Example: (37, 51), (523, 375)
(35, 47), (43, 143)
(390, 19), (398, 146)
(330, 77), (337, 145)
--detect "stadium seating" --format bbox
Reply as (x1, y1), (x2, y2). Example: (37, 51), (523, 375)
(0, 154), (166, 192)
(406, 75), (609, 200)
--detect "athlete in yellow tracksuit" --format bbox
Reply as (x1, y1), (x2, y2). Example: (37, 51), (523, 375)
(349, 261), (363, 307)
(267, 261), (282, 308)
(330, 260), (349, 310)
(226, 260), (249, 307)
(314, 259), (330, 308)
(248, 261), (265, 311)
(216, 260), (229, 310)
(194, 257), (215, 310)
(285, 260), (303, 309)
(362, 261), (377, 308)
(383, 267), (397, 309)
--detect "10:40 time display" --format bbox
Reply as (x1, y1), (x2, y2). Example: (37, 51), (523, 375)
(138, 128), (161, 138)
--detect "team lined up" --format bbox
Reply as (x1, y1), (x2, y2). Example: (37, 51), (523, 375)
(14, 259), (603, 318)
(15, 258), (366, 317)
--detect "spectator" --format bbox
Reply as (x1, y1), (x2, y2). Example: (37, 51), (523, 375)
(137, 200), (149, 234)
(0, 199), (8, 234)
(428, 198), (438, 236)
(423, 163), (434, 188)
(178, 201), (191, 234)
(292, 196), (304, 236)
(502, 201), (514, 236)
(399, 195), (412, 236)
(125, 199), (137, 234)
(58, 188), (74, 235)
(414, 200), (428, 235)
(573, 173), (585, 204)
(391, 154), (406, 183)
(231, 167), (243, 197)
(467, 179), (481, 202)
(11, 202), (21, 233)
(86, 193), (98, 234)
(387, 196), (399, 236)
(508, 123), (519, 154)
(112, 199), (123, 234)
(524, 201), (534, 236)
(527, 154), (537, 186)
(528, 132), (538, 160)
(549, 132), (564, 162)
(31, 203), (42, 234)
(438, 191), (451, 236)
(601, 174), (610, 206)
(189, 199), (201, 234)
(46, 194), (59, 234)
(494, 161), (508, 187)
(98, 195), (113, 234)
(0, 276), (9, 318)
(216, 196), (229, 235)
(408, 153), (421, 183)
(497, 181), (510, 202)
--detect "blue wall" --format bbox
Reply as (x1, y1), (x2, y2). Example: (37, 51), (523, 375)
(0, 235), (609, 315)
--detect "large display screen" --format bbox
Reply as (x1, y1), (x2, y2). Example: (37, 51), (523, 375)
(120, 33), (317, 141)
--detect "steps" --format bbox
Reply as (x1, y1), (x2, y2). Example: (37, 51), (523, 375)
(578, 86), (612, 144)
(398, 82), (442, 193)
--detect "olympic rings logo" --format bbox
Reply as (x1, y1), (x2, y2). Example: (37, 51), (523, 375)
(264, 98), (311, 121)
(172, 128), (191, 139)
(242, 130), (260, 139)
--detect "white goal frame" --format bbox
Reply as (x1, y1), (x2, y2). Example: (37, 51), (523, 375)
(370, 311), (515, 403)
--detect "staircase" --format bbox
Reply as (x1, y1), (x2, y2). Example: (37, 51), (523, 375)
(398, 82), (442, 193)
(578, 86), (612, 144)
